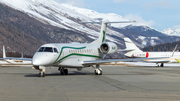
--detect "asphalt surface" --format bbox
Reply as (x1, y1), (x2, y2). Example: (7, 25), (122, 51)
(0, 65), (180, 101)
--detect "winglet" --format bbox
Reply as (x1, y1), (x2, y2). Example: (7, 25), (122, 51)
(175, 58), (180, 63)
(3, 46), (6, 58)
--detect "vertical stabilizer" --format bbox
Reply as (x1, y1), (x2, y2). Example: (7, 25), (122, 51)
(81, 20), (135, 45)
(21, 52), (24, 58)
(124, 38), (143, 57)
(3, 46), (6, 58)
(91, 20), (107, 44)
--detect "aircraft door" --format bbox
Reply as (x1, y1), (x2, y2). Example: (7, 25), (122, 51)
(54, 45), (63, 60)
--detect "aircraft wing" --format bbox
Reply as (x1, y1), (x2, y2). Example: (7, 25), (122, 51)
(142, 59), (171, 63)
(82, 57), (169, 65)
(0, 57), (32, 61)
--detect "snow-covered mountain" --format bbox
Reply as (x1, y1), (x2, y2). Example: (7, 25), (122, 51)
(0, 0), (179, 48)
(0, 0), (128, 44)
(162, 27), (180, 36)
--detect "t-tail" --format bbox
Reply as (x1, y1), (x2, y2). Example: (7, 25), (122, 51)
(124, 37), (143, 57)
(82, 20), (136, 45)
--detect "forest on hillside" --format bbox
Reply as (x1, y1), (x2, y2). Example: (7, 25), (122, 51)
(143, 40), (180, 52)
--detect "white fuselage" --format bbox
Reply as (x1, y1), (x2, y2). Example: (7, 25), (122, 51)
(32, 43), (102, 68)
(131, 52), (180, 63)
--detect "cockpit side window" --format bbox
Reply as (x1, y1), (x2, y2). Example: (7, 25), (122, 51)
(38, 47), (45, 52)
(44, 47), (53, 52)
(54, 48), (58, 53)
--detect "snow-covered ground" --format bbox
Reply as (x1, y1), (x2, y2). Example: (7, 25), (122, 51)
(0, 60), (32, 67)
(105, 62), (180, 67)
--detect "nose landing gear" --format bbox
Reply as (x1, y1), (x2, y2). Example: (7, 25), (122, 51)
(39, 69), (45, 77)
(59, 67), (68, 75)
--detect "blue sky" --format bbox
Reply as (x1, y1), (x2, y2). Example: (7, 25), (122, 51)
(54, 0), (180, 31)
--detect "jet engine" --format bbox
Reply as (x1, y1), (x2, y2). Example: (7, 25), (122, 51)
(100, 42), (117, 54)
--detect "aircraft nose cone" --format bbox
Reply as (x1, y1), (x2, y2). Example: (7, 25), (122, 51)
(32, 59), (41, 66)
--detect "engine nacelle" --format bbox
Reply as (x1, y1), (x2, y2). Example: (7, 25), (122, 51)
(100, 42), (117, 54)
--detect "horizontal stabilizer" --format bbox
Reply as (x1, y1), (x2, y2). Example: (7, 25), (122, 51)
(117, 49), (135, 52)
(81, 21), (136, 24)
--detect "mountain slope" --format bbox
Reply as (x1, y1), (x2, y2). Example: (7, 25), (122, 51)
(0, 3), (92, 55)
(0, 0), (180, 56)
(162, 27), (180, 36)
(143, 40), (180, 52)
(0, 20), (44, 55)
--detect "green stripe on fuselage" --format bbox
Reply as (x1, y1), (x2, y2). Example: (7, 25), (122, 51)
(59, 53), (100, 61)
(54, 46), (86, 64)
(53, 46), (99, 64)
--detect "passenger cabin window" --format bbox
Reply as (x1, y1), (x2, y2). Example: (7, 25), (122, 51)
(38, 47), (58, 53)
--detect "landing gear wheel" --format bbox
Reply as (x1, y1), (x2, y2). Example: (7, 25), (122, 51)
(94, 69), (102, 75)
(39, 73), (41, 77)
(160, 63), (164, 67)
(64, 69), (68, 75)
(42, 72), (45, 77)
(94, 70), (98, 75)
(60, 69), (64, 75)
(99, 70), (102, 75)
(39, 71), (45, 77)
(156, 63), (159, 67)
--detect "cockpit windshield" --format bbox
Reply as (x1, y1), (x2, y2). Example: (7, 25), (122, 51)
(38, 47), (45, 52)
(38, 47), (58, 53)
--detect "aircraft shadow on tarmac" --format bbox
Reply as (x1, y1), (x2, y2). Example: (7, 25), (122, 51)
(24, 71), (95, 77)
(24, 71), (155, 77)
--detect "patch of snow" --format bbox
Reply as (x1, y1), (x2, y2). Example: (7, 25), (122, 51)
(117, 62), (180, 67)
(136, 36), (147, 46)
(162, 27), (180, 36)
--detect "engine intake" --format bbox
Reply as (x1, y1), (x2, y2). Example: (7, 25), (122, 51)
(100, 42), (117, 54)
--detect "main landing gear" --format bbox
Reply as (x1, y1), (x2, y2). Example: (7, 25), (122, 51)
(93, 64), (102, 75)
(156, 63), (164, 67)
(59, 67), (68, 75)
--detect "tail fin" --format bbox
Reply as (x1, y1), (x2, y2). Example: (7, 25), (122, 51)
(82, 20), (135, 45)
(21, 52), (24, 58)
(3, 46), (6, 58)
(91, 20), (107, 44)
(172, 44), (178, 57)
(124, 38), (142, 57)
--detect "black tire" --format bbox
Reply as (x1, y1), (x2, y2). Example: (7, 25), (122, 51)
(60, 69), (64, 75)
(39, 73), (41, 77)
(64, 69), (68, 75)
(94, 70), (98, 75)
(42, 72), (45, 77)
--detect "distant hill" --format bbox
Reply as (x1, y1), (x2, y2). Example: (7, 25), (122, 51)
(142, 40), (180, 52)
